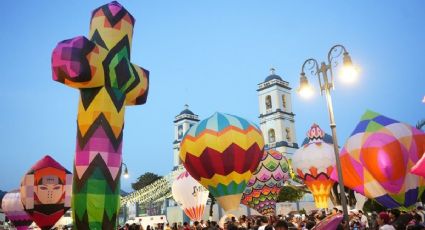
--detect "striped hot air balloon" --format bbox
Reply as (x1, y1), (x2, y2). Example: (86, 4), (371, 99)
(180, 112), (264, 211)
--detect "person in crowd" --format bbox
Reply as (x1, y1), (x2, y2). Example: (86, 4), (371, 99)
(417, 206), (425, 224)
(332, 207), (339, 215)
(359, 210), (369, 229)
(183, 222), (190, 230)
(274, 220), (288, 230)
(377, 212), (395, 230)
(165, 223), (171, 230)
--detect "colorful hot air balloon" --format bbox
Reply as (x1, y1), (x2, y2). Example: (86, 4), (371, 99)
(292, 124), (336, 208)
(330, 110), (425, 208)
(241, 149), (290, 216)
(1, 190), (33, 230)
(180, 112), (264, 211)
(172, 171), (209, 221)
(20, 155), (72, 230)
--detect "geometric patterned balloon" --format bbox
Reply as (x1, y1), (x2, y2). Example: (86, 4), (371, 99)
(292, 124), (336, 208)
(241, 149), (290, 216)
(172, 171), (209, 221)
(330, 110), (425, 208)
(1, 190), (33, 230)
(20, 155), (72, 230)
(180, 112), (264, 211)
(51, 1), (149, 229)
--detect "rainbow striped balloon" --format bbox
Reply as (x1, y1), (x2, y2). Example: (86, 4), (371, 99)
(180, 112), (264, 211)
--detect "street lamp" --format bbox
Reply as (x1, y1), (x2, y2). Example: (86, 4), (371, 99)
(122, 162), (129, 179)
(297, 44), (358, 225)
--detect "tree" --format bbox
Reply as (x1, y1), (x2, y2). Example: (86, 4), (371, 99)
(362, 198), (386, 213)
(131, 172), (162, 191)
(277, 186), (305, 202)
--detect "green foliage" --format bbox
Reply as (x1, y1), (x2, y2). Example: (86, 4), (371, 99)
(131, 172), (162, 191)
(362, 198), (386, 213)
(277, 186), (305, 203)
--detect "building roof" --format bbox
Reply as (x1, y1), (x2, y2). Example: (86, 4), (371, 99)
(179, 104), (195, 115)
(264, 68), (283, 82)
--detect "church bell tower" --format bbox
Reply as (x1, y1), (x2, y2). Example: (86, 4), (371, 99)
(257, 68), (298, 157)
(173, 105), (200, 168)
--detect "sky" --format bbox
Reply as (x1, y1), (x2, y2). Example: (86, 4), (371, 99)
(0, 1), (424, 193)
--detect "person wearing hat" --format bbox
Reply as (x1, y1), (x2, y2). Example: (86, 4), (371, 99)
(377, 212), (395, 230)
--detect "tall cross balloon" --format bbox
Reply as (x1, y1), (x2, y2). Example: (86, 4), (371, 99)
(51, 1), (149, 229)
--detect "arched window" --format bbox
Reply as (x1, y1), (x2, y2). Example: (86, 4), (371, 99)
(285, 128), (291, 142)
(265, 95), (272, 110)
(268, 129), (276, 143)
(282, 95), (287, 109)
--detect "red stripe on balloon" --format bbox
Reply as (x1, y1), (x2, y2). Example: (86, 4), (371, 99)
(183, 143), (263, 180)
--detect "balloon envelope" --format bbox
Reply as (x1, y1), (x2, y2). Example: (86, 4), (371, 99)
(312, 214), (343, 230)
(172, 171), (209, 221)
(241, 149), (290, 215)
(1, 190), (33, 230)
(180, 112), (264, 211)
(330, 110), (425, 208)
(20, 155), (72, 230)
(292, 124), (335, 208)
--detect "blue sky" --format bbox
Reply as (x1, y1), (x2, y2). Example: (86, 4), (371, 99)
(0, 1), (424, 192)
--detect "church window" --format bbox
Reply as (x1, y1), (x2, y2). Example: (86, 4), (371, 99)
(285, 128), (291, 142)
(265, 95), (272, 110)
(268, 129), (276, 143)
(282, 95), (287, 109)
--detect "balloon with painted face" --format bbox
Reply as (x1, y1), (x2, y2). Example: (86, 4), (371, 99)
(20, 155), (72, 230)
(180, 112), (264, 211)
(330, 110), (425, 208)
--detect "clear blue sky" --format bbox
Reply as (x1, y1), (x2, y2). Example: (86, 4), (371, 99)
(1, 1), (424, 192)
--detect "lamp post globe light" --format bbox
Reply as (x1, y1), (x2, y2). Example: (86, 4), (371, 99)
(297, 44), (358, 226)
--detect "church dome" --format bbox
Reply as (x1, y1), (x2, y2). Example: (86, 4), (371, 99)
(264, 68), (283, 82)
(179, 104), (194, 115)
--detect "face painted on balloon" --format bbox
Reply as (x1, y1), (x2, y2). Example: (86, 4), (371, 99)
(36, 175), (64, 204)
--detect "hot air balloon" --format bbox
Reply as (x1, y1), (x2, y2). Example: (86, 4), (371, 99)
(292, 124), (336, 208)
(241, 149), (290, 216)
(180, 112), (264, 211)
(1, 190), (33, 230)
(172, 171), (209, 221)
(330, 110), (425, 208)
(20, 155), (72, 230)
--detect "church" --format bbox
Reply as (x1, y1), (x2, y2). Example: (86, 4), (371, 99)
(166, 69), (316, 222)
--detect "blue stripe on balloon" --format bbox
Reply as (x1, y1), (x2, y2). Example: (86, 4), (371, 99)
(217, 112), (230, 132)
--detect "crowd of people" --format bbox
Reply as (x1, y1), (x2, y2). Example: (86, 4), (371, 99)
(119, 206), (425, 230)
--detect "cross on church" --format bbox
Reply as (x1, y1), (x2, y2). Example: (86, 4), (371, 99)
(51, 1), (149, 229)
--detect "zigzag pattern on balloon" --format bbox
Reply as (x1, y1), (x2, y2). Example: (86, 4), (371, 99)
(248, 164), (290, 186)
(180, 126), (264, 159)
(184, 144), (263, 181)
(52, 2), (149, 229)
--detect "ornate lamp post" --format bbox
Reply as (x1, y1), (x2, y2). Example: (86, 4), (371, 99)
(297, 44), (358, 225)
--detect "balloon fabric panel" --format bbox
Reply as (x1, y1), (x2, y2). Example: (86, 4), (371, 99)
(51, 2), (149, 229)
(180, 112), (264, 211)
(20, 155), (72, 230)
(330, 110), (425, 208)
